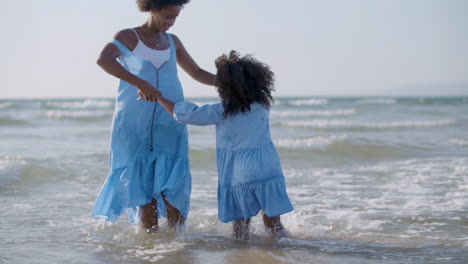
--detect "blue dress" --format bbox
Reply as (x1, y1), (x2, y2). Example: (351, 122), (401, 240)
(91, 34), (191, 224)
(173, 102), (293, 223)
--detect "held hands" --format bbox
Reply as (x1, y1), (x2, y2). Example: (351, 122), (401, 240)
(136, 81), (161, 102)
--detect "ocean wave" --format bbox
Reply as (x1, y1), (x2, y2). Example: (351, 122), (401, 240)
(275, 135), (348, 149)
(449, 138), (468, 147)
(402, 97), (468, 105)
(0, 116), (31, 126)
(42, 99), (114, 110)
(191, 100), (220, 106)
(0, 102), (14, 109)
(132, 242), (191, 262)
(45, 110), (113, 121)
(280, 119), (456, 129)
(355, 98), (397, 105)
(0, 156), (27, 186)
(188, 136), (407, 163)
(278, 99), (329, 106)
(0, 156), (69, 187)
(271, 109), (355, 117)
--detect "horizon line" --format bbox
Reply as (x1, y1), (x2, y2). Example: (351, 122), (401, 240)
(1, 94), (468, 100)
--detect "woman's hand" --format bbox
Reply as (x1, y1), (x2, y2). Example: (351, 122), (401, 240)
(136, 80), (161, 102)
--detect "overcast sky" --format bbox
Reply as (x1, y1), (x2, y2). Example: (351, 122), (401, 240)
(2, 0), (467, 98)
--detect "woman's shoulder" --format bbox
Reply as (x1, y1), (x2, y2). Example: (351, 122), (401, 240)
(113, 28), (139, 51)
(168, 33), (183, 49)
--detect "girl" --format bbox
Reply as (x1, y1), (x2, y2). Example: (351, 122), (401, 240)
(155, 51), (294, 239)
(91, 0), (215, 231)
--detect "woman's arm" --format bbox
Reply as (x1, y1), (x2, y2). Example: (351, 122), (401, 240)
(96, 29), (160, 101)
(172, 34), (216, 86)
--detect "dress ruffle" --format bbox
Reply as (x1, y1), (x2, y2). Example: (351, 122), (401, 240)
(91, 146), (191, 224)
(217, 176), (293, 223)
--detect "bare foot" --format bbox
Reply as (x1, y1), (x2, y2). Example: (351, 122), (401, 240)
(263, 213), (288, 239)
(164, 198), (185, 230)
(140, 198), (158, 231)
(233, 218), (251, 240)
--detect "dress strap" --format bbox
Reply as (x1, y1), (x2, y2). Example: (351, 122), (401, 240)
(166, 34), (175, 49)
(166, 33), (176, 59)
(130, 28), (141, 41)
(112, 39), (131, 56)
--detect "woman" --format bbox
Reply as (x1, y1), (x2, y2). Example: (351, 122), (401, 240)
(91, 0), (215, 231)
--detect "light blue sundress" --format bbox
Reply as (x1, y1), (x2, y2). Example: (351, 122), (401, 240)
(173, 102), (293, 223)
(91, 34), (191, 224)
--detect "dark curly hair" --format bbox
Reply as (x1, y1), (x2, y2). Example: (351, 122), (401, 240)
(215, 50), (275, 119)
(136, 0), (189, 11)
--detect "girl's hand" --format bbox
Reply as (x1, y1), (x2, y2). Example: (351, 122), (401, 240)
(136, 81), (161, 102)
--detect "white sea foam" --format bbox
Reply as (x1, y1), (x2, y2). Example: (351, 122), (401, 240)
(355, 98), (397, 104)
(277, 157), (468, 242)
(132, 242), (191, 262)
(279, 210), (332, 239)
(281, 119), (456, 129)
(449, 138), (468, 147)
(271, 109), (356, 117)
(44, 99), (114, 109)
(283, 99), (328, 106)
(0, 102), (13, 109)
(0, 156), (27, 186)
(2, 97), (468, 263)
(354, 158), (468, 214)
(45, 110), (112, 119)
(275, 135), (348, 149)
(191, 100), (220, 106)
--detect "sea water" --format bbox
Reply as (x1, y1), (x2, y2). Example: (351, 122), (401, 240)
(1, 97), (467, 263)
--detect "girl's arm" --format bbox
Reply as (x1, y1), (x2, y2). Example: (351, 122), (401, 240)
(96, 30), (161, 101)
(158, 94), (222, 126)
(157, 96), (175, 116)
(172, 34), (216, 86)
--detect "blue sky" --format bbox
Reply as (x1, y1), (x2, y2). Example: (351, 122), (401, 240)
(2, 0), (467, 98)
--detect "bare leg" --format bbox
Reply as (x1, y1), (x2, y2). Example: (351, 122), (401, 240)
(140, 198), (158, 231)
(263, 213), (287, 238)
(233, 218), (251, 240)
(164, 198), (185, 230)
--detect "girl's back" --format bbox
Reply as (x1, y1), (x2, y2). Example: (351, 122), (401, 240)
(159, 50), (293, 237)
(172, 99), (293, 223)
(216, 103), (271, 150)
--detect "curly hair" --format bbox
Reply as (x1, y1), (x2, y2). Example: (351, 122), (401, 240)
(215, 50), (275, 119)
(136, 0), (189, 11)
